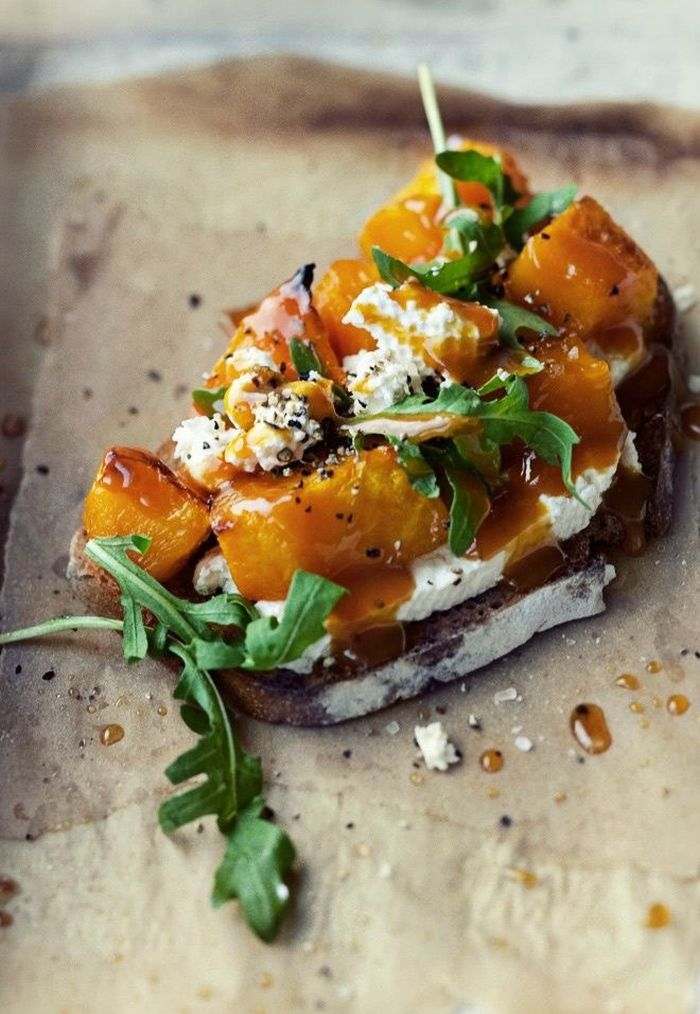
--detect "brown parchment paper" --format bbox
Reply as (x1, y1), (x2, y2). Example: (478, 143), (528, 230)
(0, 58), (699, 1014)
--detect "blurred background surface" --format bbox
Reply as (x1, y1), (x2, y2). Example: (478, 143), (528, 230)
(0, 0), (698, 106)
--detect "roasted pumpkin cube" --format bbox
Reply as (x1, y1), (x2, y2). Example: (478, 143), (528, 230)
(314, 258), (379, 359)
(211, 446), (449, 601)
(83, 447), (211, 581)
(391, 140), (531, 211)
(506, 197), (659, 337)
(205, 264), (344, 393)
(359, 193), (444, 264)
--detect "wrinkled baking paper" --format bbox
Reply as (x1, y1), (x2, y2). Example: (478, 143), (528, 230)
(0, 58), (698, 1013)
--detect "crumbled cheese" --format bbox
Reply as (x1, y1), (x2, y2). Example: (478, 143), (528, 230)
(172, 413), (230, 484)
(226, 346), (277, 372)
(514, 735), (534, 752)
(226, 388), (323, 472)
(377, 862), (393, 879)
(193, 550), (239, 595)
(541, 463), (617, 541)
(688, 374), (700, 395)
(673, 283), (697, 314)
(342, 345), (429, 416)
(620, 430), (642, 473)
(384, 720), (401, 735)
(494, 687), (518, 705)
(414, 722), (460, 771)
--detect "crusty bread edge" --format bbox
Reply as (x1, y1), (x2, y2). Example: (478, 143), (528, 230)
(67, 528), (612, 724)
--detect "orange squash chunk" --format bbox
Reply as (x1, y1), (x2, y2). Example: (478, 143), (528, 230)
(359, 193), (444, 264)
(206, 265), (343, 393)
(506, 197), (658, 337)
(314, 258), (379, 359)
(83, 447), (211, 581)
(392, 140), (531, 212)
(211, 446), (448, 601)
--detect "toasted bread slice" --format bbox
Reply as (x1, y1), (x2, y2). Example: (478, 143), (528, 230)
(67, 281), (676, 725)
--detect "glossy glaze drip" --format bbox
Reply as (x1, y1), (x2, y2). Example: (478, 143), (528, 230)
(570, 703), (612, 755)
(645, 903), (671, 929)
(667, 694), (690, 716)
(100, 723), (125, 746)
(646, 660), (663, 674)
(479, 749), (504, 773)
(603, 466), (652, 556)
(505, 544), (565, 592)
(615, 673), (640, 690)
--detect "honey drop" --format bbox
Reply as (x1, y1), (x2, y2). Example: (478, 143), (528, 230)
(645, 902), (671, 929)
(100, 723), (125, 746)
(507, 867), (538, 889)
(569, 703), (612, 755)
(629, 701), (645, 714)
(480, 749), (504, 773)
(615, 673), (640, 690)
(667, 694), (690, 716)
(645, 660), (663, 674)
(0, 911), (13, 928)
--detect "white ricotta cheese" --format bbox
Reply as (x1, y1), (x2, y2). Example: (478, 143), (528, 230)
(226, 346), (277, 372)
(414, 722), (460, 771)
(193, 549), (239, 596)
(541, 463), (617, 542)
(397, 545), (507, 623)
(171, 413), (230, 484)
(342, 282), (438, 414)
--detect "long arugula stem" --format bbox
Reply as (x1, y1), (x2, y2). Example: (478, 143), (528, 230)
(417, 63), (456, 211)
(0, 615), (124, 645)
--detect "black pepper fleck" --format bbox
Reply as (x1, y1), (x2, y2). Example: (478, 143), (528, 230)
(188, 293), (202, 309)
(41, 670), (55, 681)
(499, 815), (513, 828)
(365, 547), (381, 558)
(342, 749), (352, 759)
(15, 665), (21, 675)
(609, 284), (620, 296)
(36, 464), (49, 475)
(147, 369), (162, 382)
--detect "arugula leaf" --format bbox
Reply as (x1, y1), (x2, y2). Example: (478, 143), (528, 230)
(158, 642), (240, 834)
(371, 248), (414, 288)
(477, 376), (583, 501)
(479, 297), (556, 347)
(120, 592), (149, 662)
(371, 223), (502, 297)
(390, 438), (440, 498)
(243, 570), (346, 670)
(443, 466), (490, 555)
(289, 338), (324, 379)
(212, 796), (296, 942)
(191, 637), (247, 670)
(348, 381), (482, 423)
(84, 536), (207, 644)
(436, 149), (520, 208)
(184, 593), (259, 629)
(192, 385), (227, 417)
(504, 184), (577, 250)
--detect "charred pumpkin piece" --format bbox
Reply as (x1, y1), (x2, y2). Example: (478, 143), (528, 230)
(314, 258), (379, 359)
(505, 197), (659, 338)
(83, 447), (211, 581)
(359, 193), (444, 265)
(211, 446), (449, 601)
(205, 264), (344, 393)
